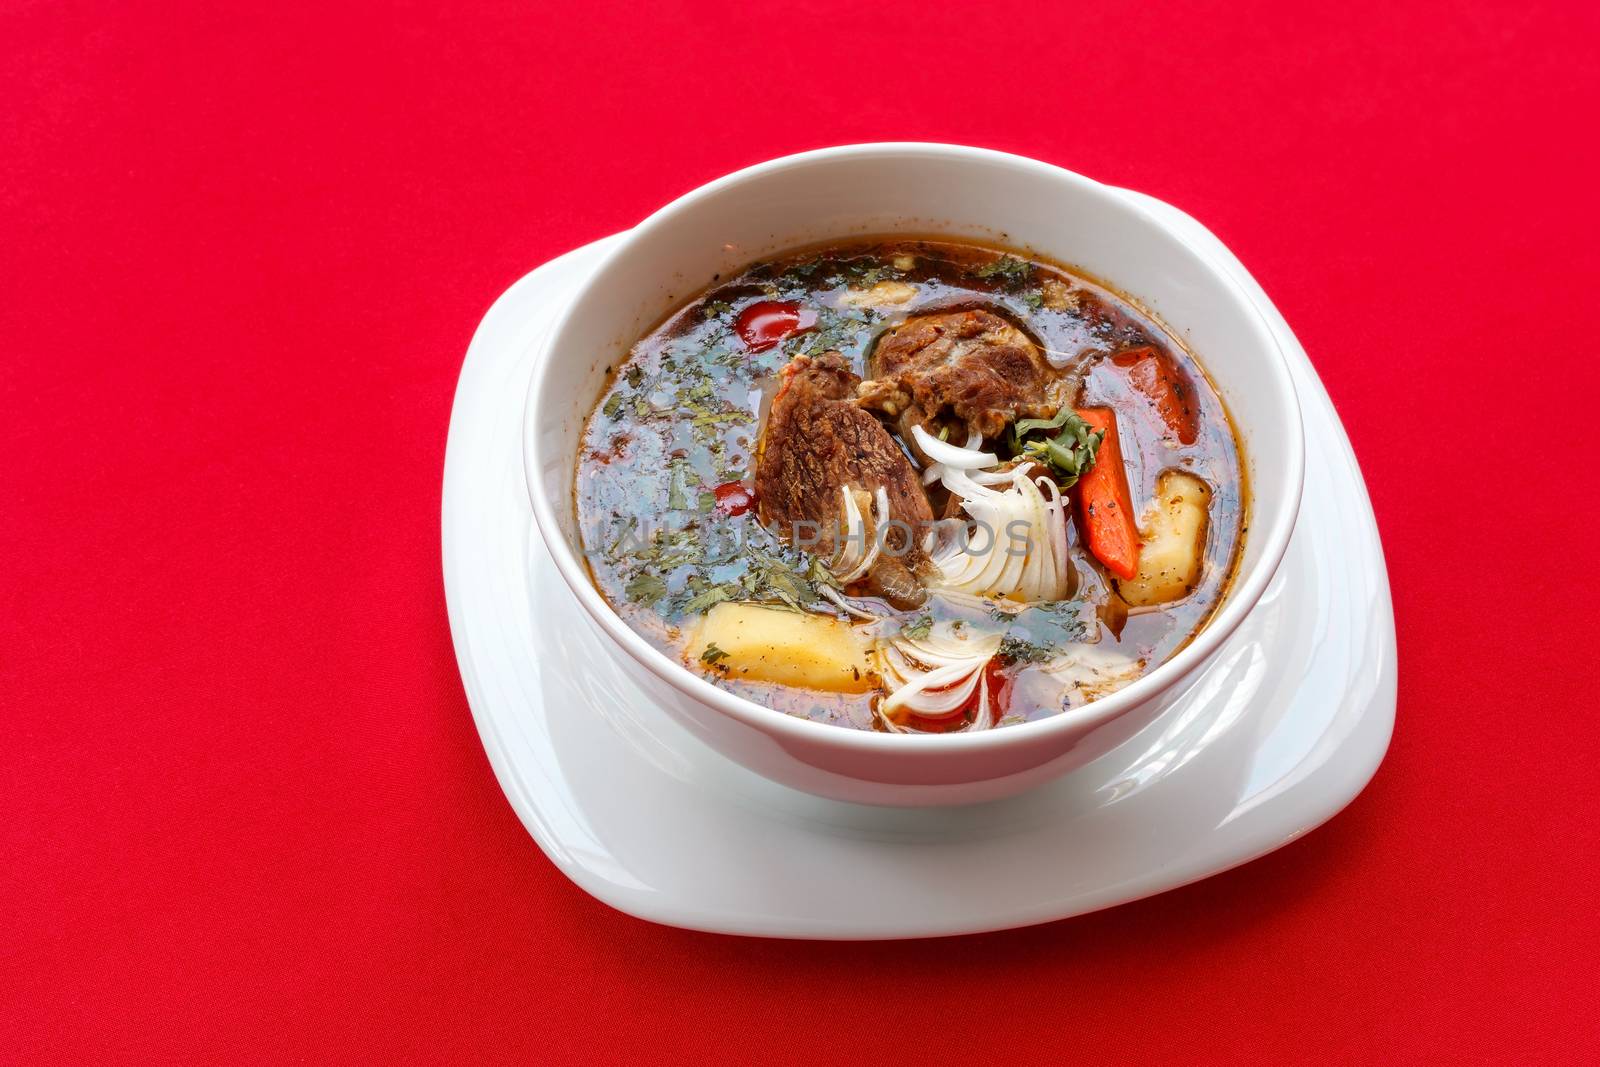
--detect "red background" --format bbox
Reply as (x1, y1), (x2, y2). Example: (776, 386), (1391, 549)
(5, 1), (1598, 1061)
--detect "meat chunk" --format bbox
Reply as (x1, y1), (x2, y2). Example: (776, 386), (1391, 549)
(756, 352), (934, 608)
(857, 309), (1071, 457)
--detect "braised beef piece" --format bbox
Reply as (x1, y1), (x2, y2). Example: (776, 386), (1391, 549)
(756, 352), (933, 609)
(857, 309), (1073, 458)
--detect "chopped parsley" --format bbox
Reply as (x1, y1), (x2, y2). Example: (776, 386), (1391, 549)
(789, 305), (875, 359)
(682, 581), (733, 615)
(624, 571), (667, 606)
(998, 634), (1055, 663)
(841, 260), (904, 289)
(741, 543), (819, 612)
(806, 556), (842, 591)
(781, 258), (823, 284)
(665, 458), (696, 510)
(973, 255), (1033, 288)
(995, 600), (1095, 662)
(1011, 409), (1104, 488)
(699, 642), (730, 667)
(611, 514), (843, 622)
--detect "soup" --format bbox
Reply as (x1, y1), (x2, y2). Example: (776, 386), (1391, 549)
(574, 239), (1245, 732)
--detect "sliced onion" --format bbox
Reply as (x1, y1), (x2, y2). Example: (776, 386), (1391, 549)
(911, 425), (996, 469)
(930, 465), (1072, 603)
(906, 421), (1075, 604)
(1041, 646), (1143, 704)
(883, 656), (985, 714)
(876, 621), (1002, 733)
(829, 485), (886, 585)
(873, 611), (1134, 734)
(818, 583), (881, 621)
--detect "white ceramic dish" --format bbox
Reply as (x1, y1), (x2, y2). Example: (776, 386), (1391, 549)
(441, 190), (1396, 939)
(523, 145), (1306, 806)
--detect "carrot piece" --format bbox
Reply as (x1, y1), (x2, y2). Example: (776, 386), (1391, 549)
(1074, 407), (1141, 580)
(1112, 346), (1199, 445)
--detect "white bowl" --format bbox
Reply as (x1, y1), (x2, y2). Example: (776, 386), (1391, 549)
(525, 143), (1304, 807)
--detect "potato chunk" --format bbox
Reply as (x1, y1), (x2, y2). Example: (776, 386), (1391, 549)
(1118, 470), (1212, 607)
(686, 602), (878, 693)
(839, 280), (918, 308)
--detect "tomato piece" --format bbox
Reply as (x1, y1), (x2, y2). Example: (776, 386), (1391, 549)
(735, 300), (816, 352)
(712, 481), (755, 516)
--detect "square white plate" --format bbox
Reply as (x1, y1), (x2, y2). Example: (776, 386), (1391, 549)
(441, 190), (1395, 939)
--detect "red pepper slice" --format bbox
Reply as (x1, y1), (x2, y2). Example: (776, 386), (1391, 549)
(1112, 345), (1199, 445)
(1074, 407), (1141, 581)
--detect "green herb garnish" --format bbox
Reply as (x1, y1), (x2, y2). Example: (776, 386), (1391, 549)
(783, 258), (823, 282)
(806, 556), (842, 591)
(994, 600), (1093, 661)
(665, 458), (695, 510)
(844, 260), (903, 289)
(901, 615), (933, 641)
(606, 516), (640, 559)
(998, 634), (1055, 664)
(699, 642), (730, 667)
(973, 255), (1033, 288)
(794, 306), (872, 358)
(746, 551), (812, 611)
(682, 583), (733, 615)
(624, 572), (667, 606)
(1012, 409), (1104, 487)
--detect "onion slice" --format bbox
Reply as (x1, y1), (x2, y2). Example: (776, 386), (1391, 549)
(908, 426), (1074, 603)
(929, 466), (1073, 602)
(818, 583), (881, 621)
(1041, 646), (1144, 705)
(876, 620), (1002, 733)
(911, 425), (996, 469)
(873, 609), (1139, 733)
(828, 485), (890, 585)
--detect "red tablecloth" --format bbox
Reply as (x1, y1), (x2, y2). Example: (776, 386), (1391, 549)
(6, 1), (1598, 1061)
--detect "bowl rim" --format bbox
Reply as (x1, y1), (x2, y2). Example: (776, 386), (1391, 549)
(525, 141), (1305, 755)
